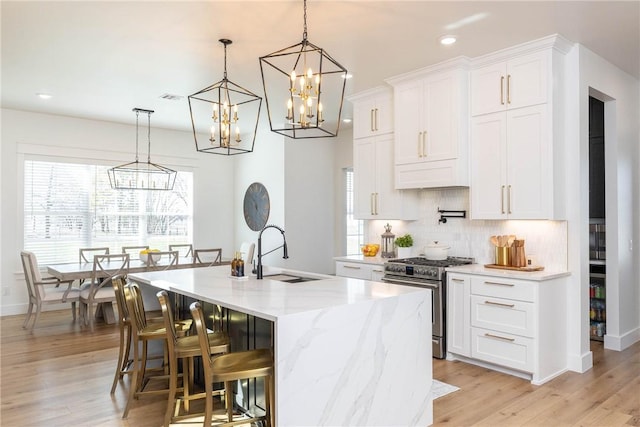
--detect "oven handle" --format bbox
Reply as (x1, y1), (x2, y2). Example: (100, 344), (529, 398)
(382, 277), (440, 289)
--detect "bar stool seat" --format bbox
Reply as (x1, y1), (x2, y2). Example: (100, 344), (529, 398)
(190, 301), (275, 427)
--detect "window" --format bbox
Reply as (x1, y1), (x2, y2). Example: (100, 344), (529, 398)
(344, 168), (364, 255)
(24, 160), (193, 264)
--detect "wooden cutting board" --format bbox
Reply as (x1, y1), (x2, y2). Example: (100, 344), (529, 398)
(484, 264), (545, 272)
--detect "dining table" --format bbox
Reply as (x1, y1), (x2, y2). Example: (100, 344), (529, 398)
(47, 257), (231, 324)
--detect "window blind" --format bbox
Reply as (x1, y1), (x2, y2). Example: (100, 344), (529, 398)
(344, 168), (363, 255)
(24, 160), (193, 264)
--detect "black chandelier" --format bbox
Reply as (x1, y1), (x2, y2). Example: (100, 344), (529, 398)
(108, 108), (177, 190)
(259, 0), (347, 139)
(189, 39), (262, 155)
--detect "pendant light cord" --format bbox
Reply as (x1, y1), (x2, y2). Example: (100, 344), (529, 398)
(146, 111), (151, 163)
(302, 0), (308, 41)
(135, 109), (140, 163)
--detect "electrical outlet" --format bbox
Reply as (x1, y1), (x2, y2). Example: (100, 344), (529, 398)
(2, 287), (9, 297)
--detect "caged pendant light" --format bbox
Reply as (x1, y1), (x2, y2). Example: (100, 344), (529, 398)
(259, 0), (348, 139)
(108, 108), (177, 190)
(189, 39), (262, 155)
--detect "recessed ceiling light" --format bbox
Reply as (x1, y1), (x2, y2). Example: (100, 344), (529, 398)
(36, 93), (52, 99)
(439, 35), (457, 46)
(343, 118), (352, 123)
(342, 73), (353, 79)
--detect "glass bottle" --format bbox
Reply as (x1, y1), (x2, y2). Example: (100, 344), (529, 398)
(231, 252), (238, 277)
(237, 254), (245, 277)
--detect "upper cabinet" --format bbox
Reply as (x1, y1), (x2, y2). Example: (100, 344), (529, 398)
(471, 51), (549, 116)
(386, 58), (470, 189)
(469, 35), (573, 220)
(351, 87), (393, 139)
(348, 87), (419, 220)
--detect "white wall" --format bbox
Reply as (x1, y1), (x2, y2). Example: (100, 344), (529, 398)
(0, 108), (235, 315)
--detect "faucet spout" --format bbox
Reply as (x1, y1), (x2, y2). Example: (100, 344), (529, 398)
(256, 224), (288, 279)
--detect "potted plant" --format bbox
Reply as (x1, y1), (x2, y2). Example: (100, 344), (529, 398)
(395, 234), (413, 258)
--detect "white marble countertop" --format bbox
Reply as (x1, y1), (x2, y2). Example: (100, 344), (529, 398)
(446, 263), (571, 281)
(128, 265), (426, 321)
(333, 254), (387, 266)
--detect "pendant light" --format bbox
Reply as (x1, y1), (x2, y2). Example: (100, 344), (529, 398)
(259, 0), (348, 139)
(189, 39), (262, 155)
(108, 108), (177, 190)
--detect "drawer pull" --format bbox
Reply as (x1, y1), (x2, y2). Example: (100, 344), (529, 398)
(372, 269), (383, 273)
(484, 281), (514, 287)
(484, 333), (515, 342)
(343, 265), (361, 270)
(451, 278), (464, 283)
(484, 300), (515, 308)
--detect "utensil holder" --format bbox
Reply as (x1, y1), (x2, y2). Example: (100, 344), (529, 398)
(495, 247), (510, 266)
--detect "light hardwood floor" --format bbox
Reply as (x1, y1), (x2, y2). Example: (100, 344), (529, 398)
(1, 309), (639, 426)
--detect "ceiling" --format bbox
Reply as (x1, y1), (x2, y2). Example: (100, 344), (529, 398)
(2, 1), (639, 133)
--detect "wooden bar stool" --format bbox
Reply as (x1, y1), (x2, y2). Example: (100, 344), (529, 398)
(157, 291), (230, 427)
(190, 301), (275, 427)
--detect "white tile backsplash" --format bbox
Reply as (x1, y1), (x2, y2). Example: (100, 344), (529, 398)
(366, 188), (568, 271)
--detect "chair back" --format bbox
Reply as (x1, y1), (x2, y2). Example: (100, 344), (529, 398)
(240, 242), (255, 266)
(89, 254), (130, 298)
(145, 250), (179, 270)
(79, 247), (110, 263)
(112, 275), (129, 324)
(189, 302), (214, 371)
(124, 283), (148, 335)
(169, 244), (193, 259)
(157, 290), (179, 356)
(20, 251), (41, 300)
(193, 248), (222, 266)
(122, 245), (149, 256)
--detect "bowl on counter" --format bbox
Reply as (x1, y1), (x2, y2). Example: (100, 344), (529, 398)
(361, 244), (380, 257)
(139, 250), (161, 264)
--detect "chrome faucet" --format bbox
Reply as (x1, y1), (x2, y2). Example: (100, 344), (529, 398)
(256, 224), (289, 279)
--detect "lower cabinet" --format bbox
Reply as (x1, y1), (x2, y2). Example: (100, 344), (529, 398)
(336, 260), (385, 281)
(446, 270), (567, 385)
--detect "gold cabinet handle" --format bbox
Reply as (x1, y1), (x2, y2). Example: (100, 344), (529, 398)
(484, 281), (515, 287)
(423, 130), (427, 157)
(370, 109), (375, 132)
(501, 185), (506, 214)
(344, 265), (361, 270)
(451, 278), (464, 283)
(484, 300), (515, 308)
(375, 193), (379, 215)
(500, 75), (505, 105)
(370, 193), (375, 215)
(507, 184), (512, 214)
(507, 74), (511, 104)
(418, 132), (423, 157)
(484, 333), (515, 342)
(374, 108), (379, 131)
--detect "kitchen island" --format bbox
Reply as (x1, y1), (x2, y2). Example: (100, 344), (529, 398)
(129, 265), (433, 427)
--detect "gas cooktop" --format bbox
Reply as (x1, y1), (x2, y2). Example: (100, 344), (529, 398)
(386, 256), (474, 267)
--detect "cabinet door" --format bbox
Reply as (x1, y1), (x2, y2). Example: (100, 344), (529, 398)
(424, 74), (458, 162)
(353, 138), (377, 219)
(352, 98), (377, 139)
(394, 80), (423, 165)
(447, 274), (471, 357)
(506, 104), (549, 219)
(374, 94), (394, 135)
(374, 134), (404, 218)
(470, 112), (507, 219)
(507, 51), (548, 110)
(471, 62), (506, 116)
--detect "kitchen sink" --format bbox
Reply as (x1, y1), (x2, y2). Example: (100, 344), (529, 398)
(263, 273), (320, 283)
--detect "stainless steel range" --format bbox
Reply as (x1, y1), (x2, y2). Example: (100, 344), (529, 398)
(382, 256), (474, 359)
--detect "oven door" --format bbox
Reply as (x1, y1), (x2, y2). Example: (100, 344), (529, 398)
(381, 275), (445, 358)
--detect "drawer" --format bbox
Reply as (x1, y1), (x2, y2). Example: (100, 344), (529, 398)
(471, 295), (534, 337)
(470, 276), (536, 302)
(471, 327), (534, 372)
(335, 262), (372, 280)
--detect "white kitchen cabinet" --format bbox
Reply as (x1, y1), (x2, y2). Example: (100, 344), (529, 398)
(335, 260), (385, 281)
(447, 273), (471, 357)
(446, 267), (569, 385)
(349, 86), (393, 139)
(386, 59), (469, 188)
(469, 35), (571, 220)
(471, 50), (549, 116)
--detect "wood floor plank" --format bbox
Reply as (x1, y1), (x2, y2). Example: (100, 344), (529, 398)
(2, 309), (639, 426)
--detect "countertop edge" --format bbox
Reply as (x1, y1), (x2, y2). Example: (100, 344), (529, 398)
(334, 255), (387, 266)
(446, 264), (571, 281)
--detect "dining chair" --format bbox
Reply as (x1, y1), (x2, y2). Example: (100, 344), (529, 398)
(122, 245), (150, 257)
(157, 291), (230, 426)
(144, 250), (179, 270)
(79, 247), (110, 263)
(190, 301), (274, 427)
(240, 242), (255, 267)
(79, 253), (129, 332)
(20, 251), (80, 330)
(168, 244), (193, 260)
(193, 248), (223, 266)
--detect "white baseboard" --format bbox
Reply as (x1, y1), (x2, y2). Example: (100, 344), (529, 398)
(0, 302), (72, 317)
(604, 327), (640, 351)
(567, 349), (593, 373)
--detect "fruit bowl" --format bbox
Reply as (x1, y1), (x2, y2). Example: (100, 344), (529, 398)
(361, 244), (380, 257)
(139, 249), (161, 264)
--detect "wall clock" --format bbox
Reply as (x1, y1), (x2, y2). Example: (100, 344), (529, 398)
(243, 182), (270, 231)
